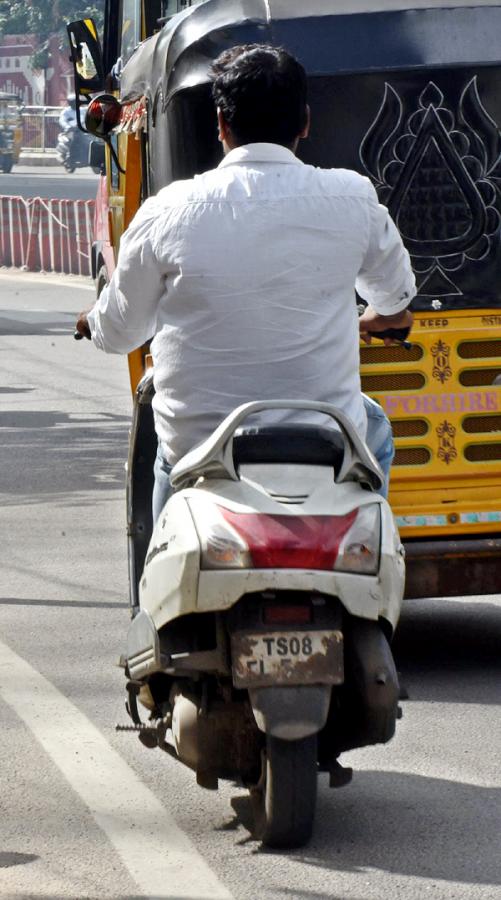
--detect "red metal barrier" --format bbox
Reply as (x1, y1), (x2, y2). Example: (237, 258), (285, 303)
(0, 196), (95, 276)
(0, 196), (30, 268)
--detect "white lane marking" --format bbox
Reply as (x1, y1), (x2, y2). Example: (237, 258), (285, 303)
(0, 639), (233, 900)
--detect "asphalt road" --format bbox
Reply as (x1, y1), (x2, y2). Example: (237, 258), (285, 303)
(1, 270), (500, 900)
(0, 165), (99, 201)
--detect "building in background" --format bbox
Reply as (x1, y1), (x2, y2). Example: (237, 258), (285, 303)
(0, 34), (72, 105)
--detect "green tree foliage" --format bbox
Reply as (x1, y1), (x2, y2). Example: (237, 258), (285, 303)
(0, 0), (104, 68)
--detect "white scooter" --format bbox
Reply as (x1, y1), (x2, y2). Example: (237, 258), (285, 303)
(122, 387), (405, 848)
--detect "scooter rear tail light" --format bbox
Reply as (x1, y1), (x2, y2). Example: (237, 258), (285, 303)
(216, 508), (357, 570)
(197, 503), (380, 573)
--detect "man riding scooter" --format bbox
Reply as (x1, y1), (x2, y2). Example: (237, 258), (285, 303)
(76, 44), (415, 513)
(59, 93), (78, 131)
(57, 93), (91, 172)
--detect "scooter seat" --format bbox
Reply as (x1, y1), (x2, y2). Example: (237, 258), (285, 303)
(233, 424), (345, 471)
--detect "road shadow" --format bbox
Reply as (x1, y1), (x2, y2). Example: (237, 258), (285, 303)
(0, 597), (128, 609)
(0, 408), (130, 503)
(273, 892), (363, 900)
(393, 597), (501, 704)
(0, 386), (35, 394)
(0, 851), (39, 868)
(0, 310), (76, 337)
(23, 896), (349, 900)
(227, 770), (500, 888)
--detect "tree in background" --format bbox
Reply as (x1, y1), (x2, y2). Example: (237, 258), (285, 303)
(0, 0), (104, 69)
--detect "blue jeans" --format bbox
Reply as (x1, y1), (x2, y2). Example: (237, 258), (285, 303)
(152, 395), (394, 522)
(152, 446), (174, 525)
(363, 394), (395, 499)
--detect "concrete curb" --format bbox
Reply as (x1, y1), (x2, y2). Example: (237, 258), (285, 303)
(19, 151), (61, 167)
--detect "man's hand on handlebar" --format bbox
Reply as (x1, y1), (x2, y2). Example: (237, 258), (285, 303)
(358, 304), (413, 346)
(75, 309), (92, 340)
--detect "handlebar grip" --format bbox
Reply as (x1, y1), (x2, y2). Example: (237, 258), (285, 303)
(368, 326), (411, 343)
(367, 326), (412, 349)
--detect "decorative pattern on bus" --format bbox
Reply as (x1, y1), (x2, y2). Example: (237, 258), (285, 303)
(361, 338), (501, 467)
(360, 77), (501, 307)
(436, 420), (458, 465)
(396, 511), (501, 528)
(431, 340), (452, 383)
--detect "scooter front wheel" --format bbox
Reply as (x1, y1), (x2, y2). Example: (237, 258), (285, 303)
(251, 733), (317, 848)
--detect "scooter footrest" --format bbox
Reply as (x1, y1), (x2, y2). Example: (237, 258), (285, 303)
(329, 760), (353, 788)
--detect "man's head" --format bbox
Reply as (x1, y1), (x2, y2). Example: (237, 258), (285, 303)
(210, 45), (309, 151)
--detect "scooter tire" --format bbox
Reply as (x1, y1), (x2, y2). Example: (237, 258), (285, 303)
(251, 733), (317, 849)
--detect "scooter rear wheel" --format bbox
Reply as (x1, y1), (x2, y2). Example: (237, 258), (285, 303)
(251, 733), (317, 848)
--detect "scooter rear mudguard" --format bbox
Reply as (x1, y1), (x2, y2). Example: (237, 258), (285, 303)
(248, 685), (332, 740)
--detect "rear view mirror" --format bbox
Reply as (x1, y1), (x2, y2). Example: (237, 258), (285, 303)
(67, 19), (105, 129)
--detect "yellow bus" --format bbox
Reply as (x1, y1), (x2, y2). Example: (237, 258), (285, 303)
(68, 0), (501, 600)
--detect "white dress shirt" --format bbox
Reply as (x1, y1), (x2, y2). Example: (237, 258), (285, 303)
(88, 143), (416, 464)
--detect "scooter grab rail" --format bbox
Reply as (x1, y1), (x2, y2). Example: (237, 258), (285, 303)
(170, 399), (383, 492)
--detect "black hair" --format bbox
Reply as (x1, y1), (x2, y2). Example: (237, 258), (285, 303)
(210, 44), (308, 148)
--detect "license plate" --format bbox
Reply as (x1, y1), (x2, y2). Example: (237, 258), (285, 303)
(231, 630), (344, 688)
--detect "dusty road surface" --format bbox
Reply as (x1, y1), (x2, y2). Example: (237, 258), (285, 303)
(1, 270), (500, 900)
(0, 165), (99, 201)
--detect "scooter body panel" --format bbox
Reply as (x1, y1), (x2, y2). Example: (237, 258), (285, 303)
(139, 462), (405, 634)
(138, 490), (200, 625)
